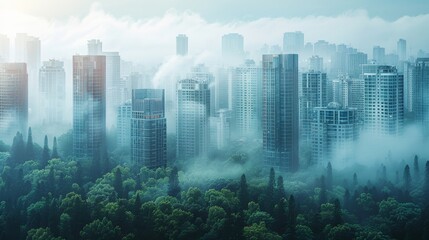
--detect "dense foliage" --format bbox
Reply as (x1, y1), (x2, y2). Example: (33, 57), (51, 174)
(1, 130), (429, 240)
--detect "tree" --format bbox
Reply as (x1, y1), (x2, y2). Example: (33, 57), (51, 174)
(424, 161), (429, 201)
(41, 135), (50, 168)
(26, 227), (64, 240)
(352, 173), (358, 188)
(380, 164), (387, 183)
(168, 167), (181, 198)
(26, 127), (35, 161)
(273, 198), (287, 235)
(51, 137), (59, 159)
(343, 189), (351, 210)
(265, 168), (275, 213)
(80, 218), (121, 240)
(403, 164), (411, 192)
(113, 168), (124, 199)
(275, 176), (286, 202)
(287, 195), (297, 240)
(333, 199), (343, 226)
(238, 174), (249, 210)
(320, 175), (327, 205)
(9, 131), (26, 166)
(243, 222), (282, 240)
(327, 162), (333, 190)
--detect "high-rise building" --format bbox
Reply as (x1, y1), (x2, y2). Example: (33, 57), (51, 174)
(0, 34), (9, 62)
(176, 34), (188, 56)
(346, 52), (367, 78)
(87, 40), (121, 126)
(404, 62), (415, 113)
(373, 46), (385, 64)
(117, 101), (132, 148)
(262, 54), (299, 172)
(314, 40), (336, 60)
(72, 55), (106, 158)
(188, 64), (215, 116)
(311, 103), (358, 166)
(283, 31), (304, 53)
(232, 60), (262, 138)
(300, 71), (328, 143)
(413, 58), (429, 137)
(176, 79), (210, 160)
(341, 76), (365, 122)
(397, 39), (407, 62)
(309, 56), (323, 72)
(0, 63), (28, 141)
(39, 60), (65, 125)
(363, 65), (404, 136)
(131, 89), (167, 168)
(15, 33), (41, 124)
(87, 39), (102, 55)
(222, 33), (244, 65)
(215, 67), (232, 111)
(104, 51), (121, 125)
(210, 109), (231, 150)
(331, 46), (357, 76)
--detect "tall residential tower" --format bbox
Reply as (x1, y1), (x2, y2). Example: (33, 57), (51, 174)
(176, 79), (210, 160)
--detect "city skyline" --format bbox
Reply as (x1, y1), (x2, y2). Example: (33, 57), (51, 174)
(0, 4), (428, 66)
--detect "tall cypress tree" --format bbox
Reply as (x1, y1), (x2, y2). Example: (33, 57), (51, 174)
(276, 175), (286, 202)
(114, 168), (124, 199)
(25, 127), (34, 161)
(41, 135), (50, 168)
(238, 174), (249, 210)
(333, 199), (343, 226)
(320, 175), (327, 205)
(168, 166), (181, 198)
(424, 161), (429, 201)
(265, 168), (276, 213)
(287, 195), (297, 240)
(9, 132), (26, 166)
(327, 162), (333, 190)
(353, 172), (358, 188)
(51, 137), (59, 159)
(403, 164), (411, 192)
(414, 155), (420, 181)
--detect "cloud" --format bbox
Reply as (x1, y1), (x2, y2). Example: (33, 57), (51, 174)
(0, 5), (428, 66)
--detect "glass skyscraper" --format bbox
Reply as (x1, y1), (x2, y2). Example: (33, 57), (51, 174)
(131, 89), (167, 168)
(262, 54), (299, 172)
(72, 55), (106, 158)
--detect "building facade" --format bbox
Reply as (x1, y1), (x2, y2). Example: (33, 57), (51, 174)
(232, 60), (262, 138)
(262, 54), (299, 172)
(311, 103), (358, 165)
(39, 59), (66, 125)
(0, 63), (28, 141)
(0, 34), (9, 62)
(176, 34), (188, 56)
(300, 71), (328, 143)
(176, 79), (210, 160)
(363, 65), (404, 136)
(131, 89), (167, 168)
(72, 55), (106, 158)
(222, 33), (244, 65)
(413, 58), (429, 137)
(117, 101), (132, 148)
(283, 31), (304, 54)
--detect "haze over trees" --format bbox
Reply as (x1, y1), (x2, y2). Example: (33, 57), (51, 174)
(1, 131), (429, 240)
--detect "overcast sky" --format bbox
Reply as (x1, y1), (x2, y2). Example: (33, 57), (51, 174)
(0, 0), (428, 65)
(3, 0), (429, 21)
